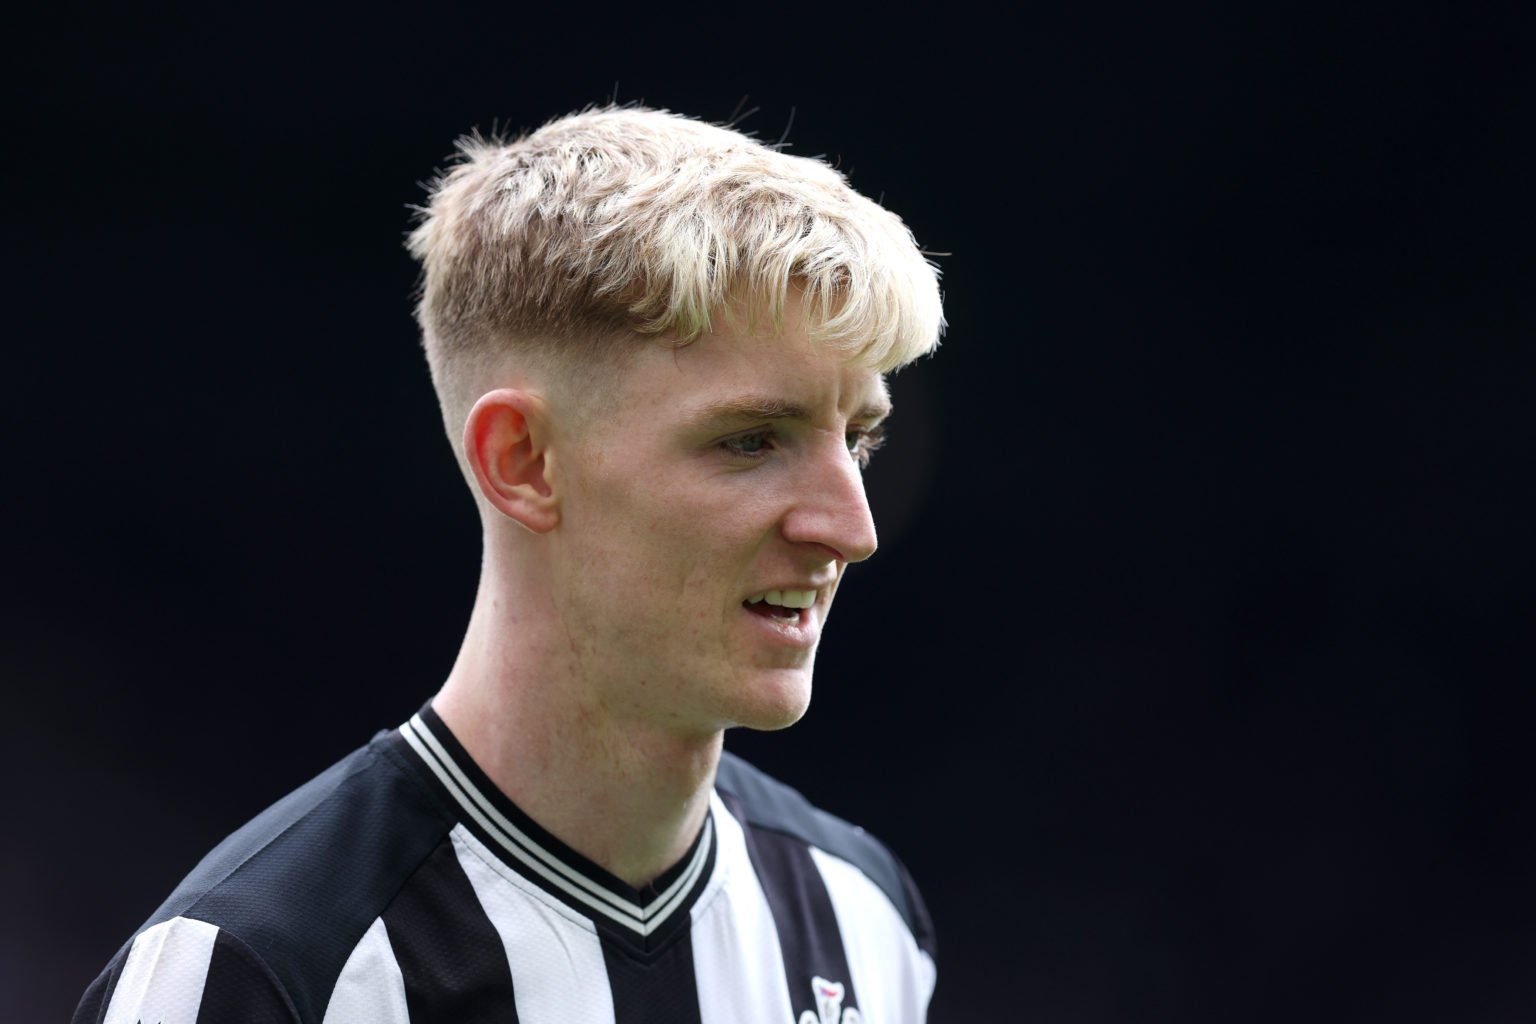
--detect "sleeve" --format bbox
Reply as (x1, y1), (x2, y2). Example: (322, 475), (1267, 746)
(74, 916), (301, 1024)
(895, 851), (938, 966)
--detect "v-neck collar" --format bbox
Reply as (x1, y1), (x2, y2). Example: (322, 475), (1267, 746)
(394, 703), (717, 950)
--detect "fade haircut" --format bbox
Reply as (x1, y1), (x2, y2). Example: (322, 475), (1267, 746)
(407, 105), (945, 438)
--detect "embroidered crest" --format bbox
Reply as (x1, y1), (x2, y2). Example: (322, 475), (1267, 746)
(796, 976), (861, 1024)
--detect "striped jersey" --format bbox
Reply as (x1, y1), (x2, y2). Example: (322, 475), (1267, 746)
(74, 704), (936, 1023)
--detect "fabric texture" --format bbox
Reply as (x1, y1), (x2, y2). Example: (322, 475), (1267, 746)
(75, 705), (935, 1024)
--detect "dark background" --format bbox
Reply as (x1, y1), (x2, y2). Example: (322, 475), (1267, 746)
(7, 3), (1533, 1020)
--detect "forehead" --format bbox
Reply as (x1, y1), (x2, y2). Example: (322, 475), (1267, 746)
(644, 321), (890, 420)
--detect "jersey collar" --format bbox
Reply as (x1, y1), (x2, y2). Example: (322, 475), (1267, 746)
(395, 703), (716, 949)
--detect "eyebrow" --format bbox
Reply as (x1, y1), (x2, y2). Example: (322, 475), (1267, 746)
(689, 395), (894, 425)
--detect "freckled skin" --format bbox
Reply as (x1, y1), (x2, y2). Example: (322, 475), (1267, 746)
(545, 315), (885, 741)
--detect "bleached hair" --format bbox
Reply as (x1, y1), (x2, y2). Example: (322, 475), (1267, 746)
(407, 105), (944, 422)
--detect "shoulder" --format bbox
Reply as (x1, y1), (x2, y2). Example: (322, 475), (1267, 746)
(714, 750), (936, 959)
(77, 728), (456, 1024)
(74, 916), (300, 1024)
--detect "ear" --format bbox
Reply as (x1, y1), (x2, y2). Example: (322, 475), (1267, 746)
(463, 388), (560, 534)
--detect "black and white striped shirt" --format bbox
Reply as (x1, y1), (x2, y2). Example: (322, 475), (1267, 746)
(75, 705), (936, 1023)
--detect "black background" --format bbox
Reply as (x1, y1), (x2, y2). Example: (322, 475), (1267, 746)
(7, 2), (1534, 1020)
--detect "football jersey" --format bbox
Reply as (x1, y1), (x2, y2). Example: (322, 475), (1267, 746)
(74, 704), (936, 1023)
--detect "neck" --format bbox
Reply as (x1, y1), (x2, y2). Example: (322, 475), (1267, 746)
(433, 562), (722, 888)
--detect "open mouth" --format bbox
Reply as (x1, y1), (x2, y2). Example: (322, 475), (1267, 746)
(743, 589), (816, 622)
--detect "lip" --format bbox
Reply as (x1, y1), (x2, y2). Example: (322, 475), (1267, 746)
(740, 600), (823, 648)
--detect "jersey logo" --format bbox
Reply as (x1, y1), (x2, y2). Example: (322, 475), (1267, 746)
(797, 976), (861, 1024)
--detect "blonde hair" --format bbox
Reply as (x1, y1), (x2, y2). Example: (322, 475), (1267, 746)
(407, 105), (944, 428)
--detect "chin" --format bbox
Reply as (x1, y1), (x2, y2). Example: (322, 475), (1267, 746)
(724, 669), (814, 732)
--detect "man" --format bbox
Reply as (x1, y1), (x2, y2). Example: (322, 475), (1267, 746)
(75, 105), (944, 1024)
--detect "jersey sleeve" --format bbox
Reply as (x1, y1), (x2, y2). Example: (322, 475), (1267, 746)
(74, 916), (301, 1024)
(895, 849), (938, 966)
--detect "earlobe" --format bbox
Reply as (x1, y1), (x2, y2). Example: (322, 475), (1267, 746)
(464, 389), (560, 534)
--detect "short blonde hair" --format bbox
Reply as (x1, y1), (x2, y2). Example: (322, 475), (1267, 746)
(407, 105), (944, 426)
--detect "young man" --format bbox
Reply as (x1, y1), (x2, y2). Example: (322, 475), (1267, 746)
(76, 106), (944, 1024)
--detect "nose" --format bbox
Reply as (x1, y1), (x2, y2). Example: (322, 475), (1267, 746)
(780, 436), (879, 564)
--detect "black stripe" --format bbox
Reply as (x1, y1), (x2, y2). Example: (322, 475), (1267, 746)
(383, 837), (518, 1024)
(196, 929), (300, 1024)
(71, 945), (128, 1024)
(131, 734), (457, 1024)
(715, 752), (922, 937)
(600, 931), (704, 1024)
(729, 804), (859, 1020)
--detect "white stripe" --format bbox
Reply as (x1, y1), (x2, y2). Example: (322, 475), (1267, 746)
(321, 917), (410, 1024)
(103, 916), (219, 1024)
(401, 716), (713, 937)
(691, 792), (797, 1024)
(450, 827), (617, 1024)
(810, 846), (937, 1024)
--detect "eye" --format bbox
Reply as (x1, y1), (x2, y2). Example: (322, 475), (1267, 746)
(846, 425), (887, 468)
(720, 429), (775, 459)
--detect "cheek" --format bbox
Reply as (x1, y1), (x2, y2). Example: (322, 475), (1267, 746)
(563, 468), (786, 607)
(557, 499), (715, 625)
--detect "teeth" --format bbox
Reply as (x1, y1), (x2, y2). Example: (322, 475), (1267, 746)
(746, 589), (817, 609)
